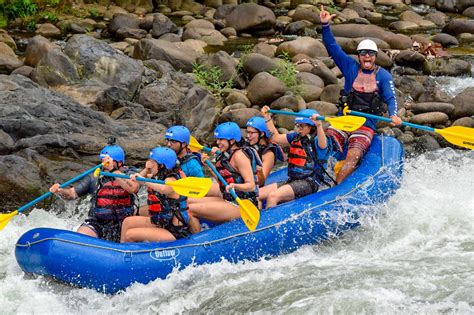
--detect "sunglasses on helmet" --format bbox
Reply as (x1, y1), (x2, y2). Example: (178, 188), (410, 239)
(358, 50), (377, 57)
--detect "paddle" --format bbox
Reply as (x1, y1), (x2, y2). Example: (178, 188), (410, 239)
(203, 159), (260, 231)
(98, 171), (212, 198)
(345, 109), (474, 150)
(268, 109), (366, 132)
(0, 163), (104, 231)
(189, 136), (221, 155)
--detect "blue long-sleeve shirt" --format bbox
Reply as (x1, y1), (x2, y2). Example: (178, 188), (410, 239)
(321, 23), (398, 130)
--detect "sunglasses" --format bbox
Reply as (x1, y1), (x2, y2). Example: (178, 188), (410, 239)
(358, 50), (377, 57)
(295, 123), (309, 129)
(166, 139), (180, 144)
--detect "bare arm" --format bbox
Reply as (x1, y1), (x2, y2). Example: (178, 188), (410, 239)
(261, 105), (290, 145)
(49, 184), (78, 200)
(229, 150), (256, 193)
(260, 151), (276, 185)
(145, 176), (178, 198)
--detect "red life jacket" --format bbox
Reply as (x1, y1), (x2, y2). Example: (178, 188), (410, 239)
(147, 186), (162, 214)
(147, 168), (188, 225)
(95, 177), (133, 209)
(287, 135), (319, 180)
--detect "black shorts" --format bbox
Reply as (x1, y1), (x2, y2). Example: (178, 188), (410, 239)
(277, 178), (319, 199)
(81, 218), (122, 243)
(150, 215), (190, 240)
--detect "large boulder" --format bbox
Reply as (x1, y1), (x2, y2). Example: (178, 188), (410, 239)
(223, 3), (276, 33)
(134, 38), (202, 73)
(276, 37), (328, 58)
(247, 72), (287, 105)
(0, 74), (168, 209)
(242, 53), (279, 79)
(442, 19), (474, 36)
(422, 58), (471, 76)
(64, 35), (144, 99)
(451, 87), (474, 119)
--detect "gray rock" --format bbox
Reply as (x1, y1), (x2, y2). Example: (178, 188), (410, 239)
(432, 33), (459, 47)
(242, 53), (278, 79)
(223, 3), (276, 33)
(306, 101), (339, 116)
(134, 38), (202, 73)
(64, 35), (144, 99)
(394, 50), (425, 68)
(218, 107), (261, 127)
(151, 13), (178, 38)
(410, 112), (449, 125)
(422, 58), (471, 76)
(452, 116), (474, 127)
(320, 84), (342, 104)
(442, 19), (474, 36)
(406, 102), (454, 115)
(225, 91), (251, 107)
(451, 87), (474, 119)
(270, 95), (299, 112)
(247, 72), (287, 105)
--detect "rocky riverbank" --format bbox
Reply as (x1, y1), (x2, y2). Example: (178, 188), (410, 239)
(1, 0), (473, 210)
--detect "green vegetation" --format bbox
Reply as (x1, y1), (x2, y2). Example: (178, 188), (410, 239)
(89, 7), (100, 18)
(270, 51), (302, 95)
(192, 63), (234, 97)
(5, 0), (37, 19)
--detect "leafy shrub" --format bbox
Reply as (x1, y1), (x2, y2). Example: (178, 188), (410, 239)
(192, 63), (234, 97)
(5, 0), (37, 18)
(270, 51), (302, 95)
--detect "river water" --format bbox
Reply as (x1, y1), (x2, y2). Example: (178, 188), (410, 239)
(1, 70), (474, 313)
(1, 148), (473, 314)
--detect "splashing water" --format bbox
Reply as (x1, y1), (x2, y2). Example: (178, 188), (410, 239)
(1, 149), (473, 314)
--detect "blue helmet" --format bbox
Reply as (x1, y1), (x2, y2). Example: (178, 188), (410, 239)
(295, 109), (319, 126)
(149, 147), (177, 170)
(214, 122), (242, 142)
(165, 125), (190, 145)
(99, 145), (125, 164)
(246, 116), (270, 138)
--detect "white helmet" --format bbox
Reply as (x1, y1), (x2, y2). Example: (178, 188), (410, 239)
(357, 39), (378, 52)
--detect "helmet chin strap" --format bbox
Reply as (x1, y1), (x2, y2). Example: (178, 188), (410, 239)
(177, 142), (185, 156)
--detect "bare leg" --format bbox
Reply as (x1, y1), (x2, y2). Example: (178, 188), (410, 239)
(257, 183), (278, 202)
(138, 204), (149, 216)
(124, 227), (176, 242)
(120, 216), (155, 242)
(336, 148), (363, 184)
(187, 196), (223, 204)
(187, 214), (201, 234)
(188, 200), (241, 223)
(266, 184), (296, 208)
(77, 225), (98, 238)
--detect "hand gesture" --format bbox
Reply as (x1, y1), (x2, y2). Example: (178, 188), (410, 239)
(310, 113), (323, 127)
(49, 183), (61, 194)
(390, 115), (403, 126)
(320, 5), (336, 24)
(261, 105), (270, 118)
(225, 183), (236, 193)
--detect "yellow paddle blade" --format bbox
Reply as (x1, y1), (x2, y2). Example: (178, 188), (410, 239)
(167, 177), (212, 198)
(0, 210), (19, 231)
(236, 197), (260, 231)
(325, 115), (366, 132)
(436, 126), (474, 150)
(189, 136), (204, 152)
(334, 160), (345, 177)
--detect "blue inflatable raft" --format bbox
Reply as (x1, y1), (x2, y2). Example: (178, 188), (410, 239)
(15, 136), (403, 294)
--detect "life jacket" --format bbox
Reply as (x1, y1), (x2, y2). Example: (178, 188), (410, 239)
(147, 168), (188, 226)
(255, 142), (285, 163)
(215, 147), (259, 202)
(339, 65), (386, 115)
(94, 175), (134, 221)
(288, 134), (326, 182)
(180, 151), (202, 166)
